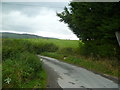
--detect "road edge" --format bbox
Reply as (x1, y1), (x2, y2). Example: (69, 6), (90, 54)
(39, 55), (120, 86)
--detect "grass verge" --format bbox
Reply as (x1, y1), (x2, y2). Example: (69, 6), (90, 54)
(2, 39), (48, 88)
(41, 52), (119, 78)
(2, 52), (47, 88)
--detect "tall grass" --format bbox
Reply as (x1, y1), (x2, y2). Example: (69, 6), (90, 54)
(3, 52), (46, 88)
(2, 39), (59, 88)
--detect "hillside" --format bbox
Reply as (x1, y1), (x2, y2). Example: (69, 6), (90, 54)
(1, 32), (57, 39)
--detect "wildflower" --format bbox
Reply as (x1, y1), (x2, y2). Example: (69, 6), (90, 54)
(4, 77), (11, 84)
(64, 57), (66, 60)
(40, 58), (43, 61)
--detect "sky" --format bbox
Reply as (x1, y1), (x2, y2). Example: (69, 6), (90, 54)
(0, 1), (79, 40)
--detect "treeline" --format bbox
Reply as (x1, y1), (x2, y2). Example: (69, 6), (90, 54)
(57, 2), (120, 60)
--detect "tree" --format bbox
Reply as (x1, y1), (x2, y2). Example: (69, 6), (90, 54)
(57, 2), (120, 59)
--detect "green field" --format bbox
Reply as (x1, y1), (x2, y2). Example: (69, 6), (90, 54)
(26, 38), (80, 48)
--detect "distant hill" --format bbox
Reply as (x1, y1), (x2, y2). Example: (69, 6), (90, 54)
(1, 32), (57, 39)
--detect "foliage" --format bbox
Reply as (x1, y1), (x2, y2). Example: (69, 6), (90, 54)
(2, 39), (59, 60)
(2, 37), (119, 88)
(3, 38), (78, 88)
(57, 2), (120, 59)
(2, 39), (48, 88)
(2, 52), (46, 88)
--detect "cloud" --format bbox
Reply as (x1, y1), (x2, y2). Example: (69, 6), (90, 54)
(1, 2), (79, 40)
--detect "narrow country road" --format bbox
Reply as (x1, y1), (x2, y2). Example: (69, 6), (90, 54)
(38, 55), (119, 89)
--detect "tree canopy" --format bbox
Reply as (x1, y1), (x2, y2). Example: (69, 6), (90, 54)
(57, 2), (120, 59)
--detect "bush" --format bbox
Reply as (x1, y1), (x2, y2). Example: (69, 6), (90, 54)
(79, 41), (98, 57)
(2, 39), (47, 88)
(2, 39), (59, 60)
(31, 43), (58, 54)
(2, 52), (43, 88)
(58, 47), (74, 55)
(97, 44), (116, 58)
(79, 40), (118, 59)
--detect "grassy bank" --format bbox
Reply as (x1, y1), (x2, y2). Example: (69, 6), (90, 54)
(2, 39), (48, 88)
(41, 52), (119, 78)
(3, 52), (46, 88)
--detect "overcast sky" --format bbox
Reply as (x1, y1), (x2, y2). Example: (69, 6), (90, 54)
(1, 2), (79, 40)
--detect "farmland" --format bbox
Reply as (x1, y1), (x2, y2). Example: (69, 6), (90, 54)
(26, 38), (80, 48)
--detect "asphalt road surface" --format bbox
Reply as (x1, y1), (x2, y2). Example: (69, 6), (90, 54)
(38, 55), (119, 89)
